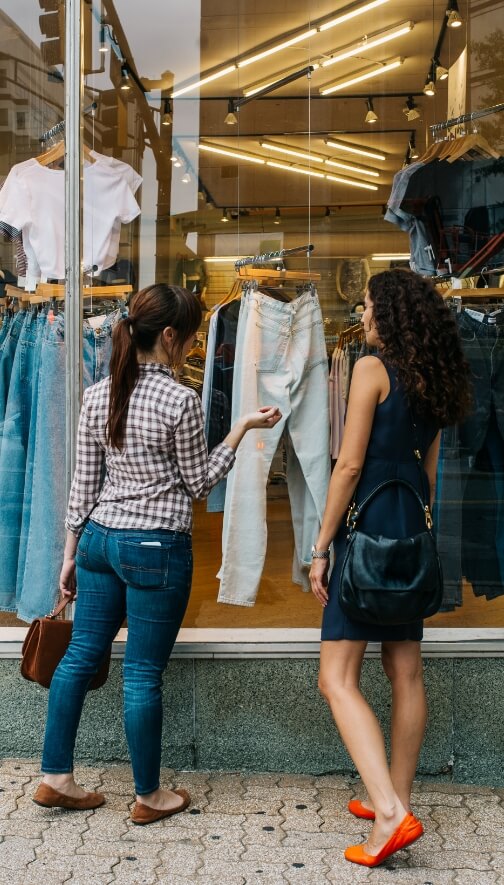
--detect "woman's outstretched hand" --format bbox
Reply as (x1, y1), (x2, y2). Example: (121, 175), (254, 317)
(243, 406), (282, 430)
(310, 557), (329, 606)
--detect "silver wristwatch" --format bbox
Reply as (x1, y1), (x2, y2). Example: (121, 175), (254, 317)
(311, 545), (330, 560)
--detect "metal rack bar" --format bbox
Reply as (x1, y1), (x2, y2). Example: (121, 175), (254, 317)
(235, 245), (314, 269)
(430, 102), (504, 134)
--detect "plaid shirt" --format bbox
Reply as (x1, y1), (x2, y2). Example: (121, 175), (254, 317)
(65, 363), (235, 536)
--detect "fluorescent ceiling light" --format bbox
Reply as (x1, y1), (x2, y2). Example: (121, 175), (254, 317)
(321, 21), (414, 68)
(171, 65), (237, 98)
(319, 0), (391, 32)
(325, 139), (386, 161)
(243, 64), (320, 97)
(199, 143), (265, 164)
(326, 174), (378, 191)
(320, 57), (404, 95)
(372, 253), (410, 260)
(266, 161), (325, 178)
(204, 256), (244, 263)
(325, 158), (379, 177)
(260, 141), (326, 164)
(238, 29), (317, 68)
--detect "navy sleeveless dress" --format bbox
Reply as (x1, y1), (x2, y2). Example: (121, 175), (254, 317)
(321, 358), (439, 642)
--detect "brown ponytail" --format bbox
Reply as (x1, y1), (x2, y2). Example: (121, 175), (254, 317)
(106, 284), (202, 449)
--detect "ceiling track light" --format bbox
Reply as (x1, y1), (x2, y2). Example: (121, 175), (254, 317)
(409, 131), (419, 160)
(435, 59), (449, 81)
(321, 20), (414, 68)
(181, 168), (191, 184)
(161, 98), (172, 126)
(403, 95), (420, 121)
(224, 99), (238, 125)
(365, 97), (378, 124)
(446, 0), (463, 28)
(320, 56), (404, 95)
(325, 138), (386, 161)
(120, 64), (131, 91)
(423, 76), (436, 96)
(274, 207), (281, 224)
(221, 208), (229, 222)
(99, 24), (109, 53)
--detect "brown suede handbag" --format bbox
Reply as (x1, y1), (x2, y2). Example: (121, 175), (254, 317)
(20, 597), (111, 690)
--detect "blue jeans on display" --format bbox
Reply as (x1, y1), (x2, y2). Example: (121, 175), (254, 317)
(218, 289), (331, 606)
(41, 520), (192, 795)
(0, 310), (26, 451)
(0, 313), (12, 349)
(0, 310), (46, 611)
(82, 309), (121, 390)
(17, 314), (66, 622)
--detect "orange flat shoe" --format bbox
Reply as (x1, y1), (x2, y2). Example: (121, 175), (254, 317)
(348, 799), (375, 820)
(344, 811), (423, 867)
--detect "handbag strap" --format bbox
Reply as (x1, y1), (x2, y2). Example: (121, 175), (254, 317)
(47, 597), (70, 619)
(347, 477), (433, 533)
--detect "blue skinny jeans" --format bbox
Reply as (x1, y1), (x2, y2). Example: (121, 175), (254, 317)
(41, 520), (192, 795)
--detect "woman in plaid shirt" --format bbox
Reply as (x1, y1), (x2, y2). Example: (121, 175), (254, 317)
(34, 284), (281, 824)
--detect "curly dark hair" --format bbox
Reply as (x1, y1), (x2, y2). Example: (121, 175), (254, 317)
(368, 269), (472, 427)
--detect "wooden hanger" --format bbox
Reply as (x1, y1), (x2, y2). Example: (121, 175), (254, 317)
(205, 278), (242, 320)
(33, 282), (133, 302)
(37, 140), (96, 167)
(237, 266), (320, 282)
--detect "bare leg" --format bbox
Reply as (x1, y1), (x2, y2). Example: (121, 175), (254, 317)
(319, 640), (407, 854)
(382, 640), (427, 811)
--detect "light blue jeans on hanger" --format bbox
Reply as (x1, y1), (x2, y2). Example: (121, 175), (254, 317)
(17, 314), (66, 622)
(0, 310), (26, 453)
(218, 288), (331, 606)
(0, 310), (46, 612)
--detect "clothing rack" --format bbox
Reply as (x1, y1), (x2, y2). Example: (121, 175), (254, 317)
(234, 244), (314, 270)
(39, 102), (98, 144)
(4, 282), (132, 305)
(429, 102), (504, 135)
(238, 266), (320, 281)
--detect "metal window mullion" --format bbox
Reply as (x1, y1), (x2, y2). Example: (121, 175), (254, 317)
(65, 0), (83, 494)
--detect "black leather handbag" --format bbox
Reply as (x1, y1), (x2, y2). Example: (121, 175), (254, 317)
(339, 458), (443, 626)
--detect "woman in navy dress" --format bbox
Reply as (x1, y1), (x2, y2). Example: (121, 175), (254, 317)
(310, 269), (471, 867)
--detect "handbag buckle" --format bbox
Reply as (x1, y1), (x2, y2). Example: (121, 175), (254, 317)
(346, 502), (358, 528)
(424, 505), (433, 530)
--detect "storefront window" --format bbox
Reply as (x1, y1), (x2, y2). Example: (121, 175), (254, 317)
(0, 1), (503, 637)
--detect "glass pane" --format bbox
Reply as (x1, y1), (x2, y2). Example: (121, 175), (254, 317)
(0, 0), (66, 626)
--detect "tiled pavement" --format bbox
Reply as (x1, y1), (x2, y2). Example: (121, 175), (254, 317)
(1, 760), (503, 884)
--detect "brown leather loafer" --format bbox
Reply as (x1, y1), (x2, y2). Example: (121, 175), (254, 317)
(33, 782), (105, 810)
(130, 788), (191, 825)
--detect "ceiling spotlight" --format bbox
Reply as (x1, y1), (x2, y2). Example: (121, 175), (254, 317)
(409, 132), (419, 159)
(181, 168), (191, 184)
(423, 77), (436, 96)
(224, 99), (238, 125)
(446, 0), (463, 28)
(221, 208), (229, 222)
(365, 97), (378, 124)
(435, 60), (449, 81)
(161, 98), (172, 126)
(99, 25), (109, 53)
(273, 207), (281, 225)
(120, 65), (131, 91)
(171, 155), (182, 167)
(403, 95), (420, 121)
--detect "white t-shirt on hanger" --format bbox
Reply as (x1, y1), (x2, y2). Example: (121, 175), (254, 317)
(0, 157), (141, 281)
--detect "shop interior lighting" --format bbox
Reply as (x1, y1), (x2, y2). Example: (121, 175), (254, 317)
(320, 57), (404, 95)
(237, 28), (317, 68)
(260, 141), (326, 164)
(171, 64), (237, 99)
(319, 0), (391, 32)
(120, 65), (131, 91)
(321, 21), (414, 69)
(324, 206), (331, 218)
(325, 138), (386, 161)
(423, 76), (436, 96)
(99, 25), (109, 53)
(220, 208), (229, 222)
(161, 99), (172, 126)
(204, 256), (244, 263)
(325, 157), (379, 177)
(224, 99), (238, 125)
(446, 0), (463, 28)
(435, 60), (449, 80)
(325, 173), (378, 191)
(171, 155), (182, 167)
(274, 207), (281, 224)
(181, 168), (191, 183)
(266, 160), (325, 178)
(199, 143), (265, 165)
(403, 95), (420, 121)
(371, 253), (410, 260)
(365, 97), (378, 124)
(409, 132), (419, 159)
(243, 64), (320, 97)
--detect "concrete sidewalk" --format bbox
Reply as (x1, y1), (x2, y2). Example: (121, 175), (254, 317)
(0, 760), (503, 884)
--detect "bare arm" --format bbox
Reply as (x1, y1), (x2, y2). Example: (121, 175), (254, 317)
(310, 356), (388, 605)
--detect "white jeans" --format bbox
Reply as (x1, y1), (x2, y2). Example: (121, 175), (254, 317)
(218, 288), (330, 606)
